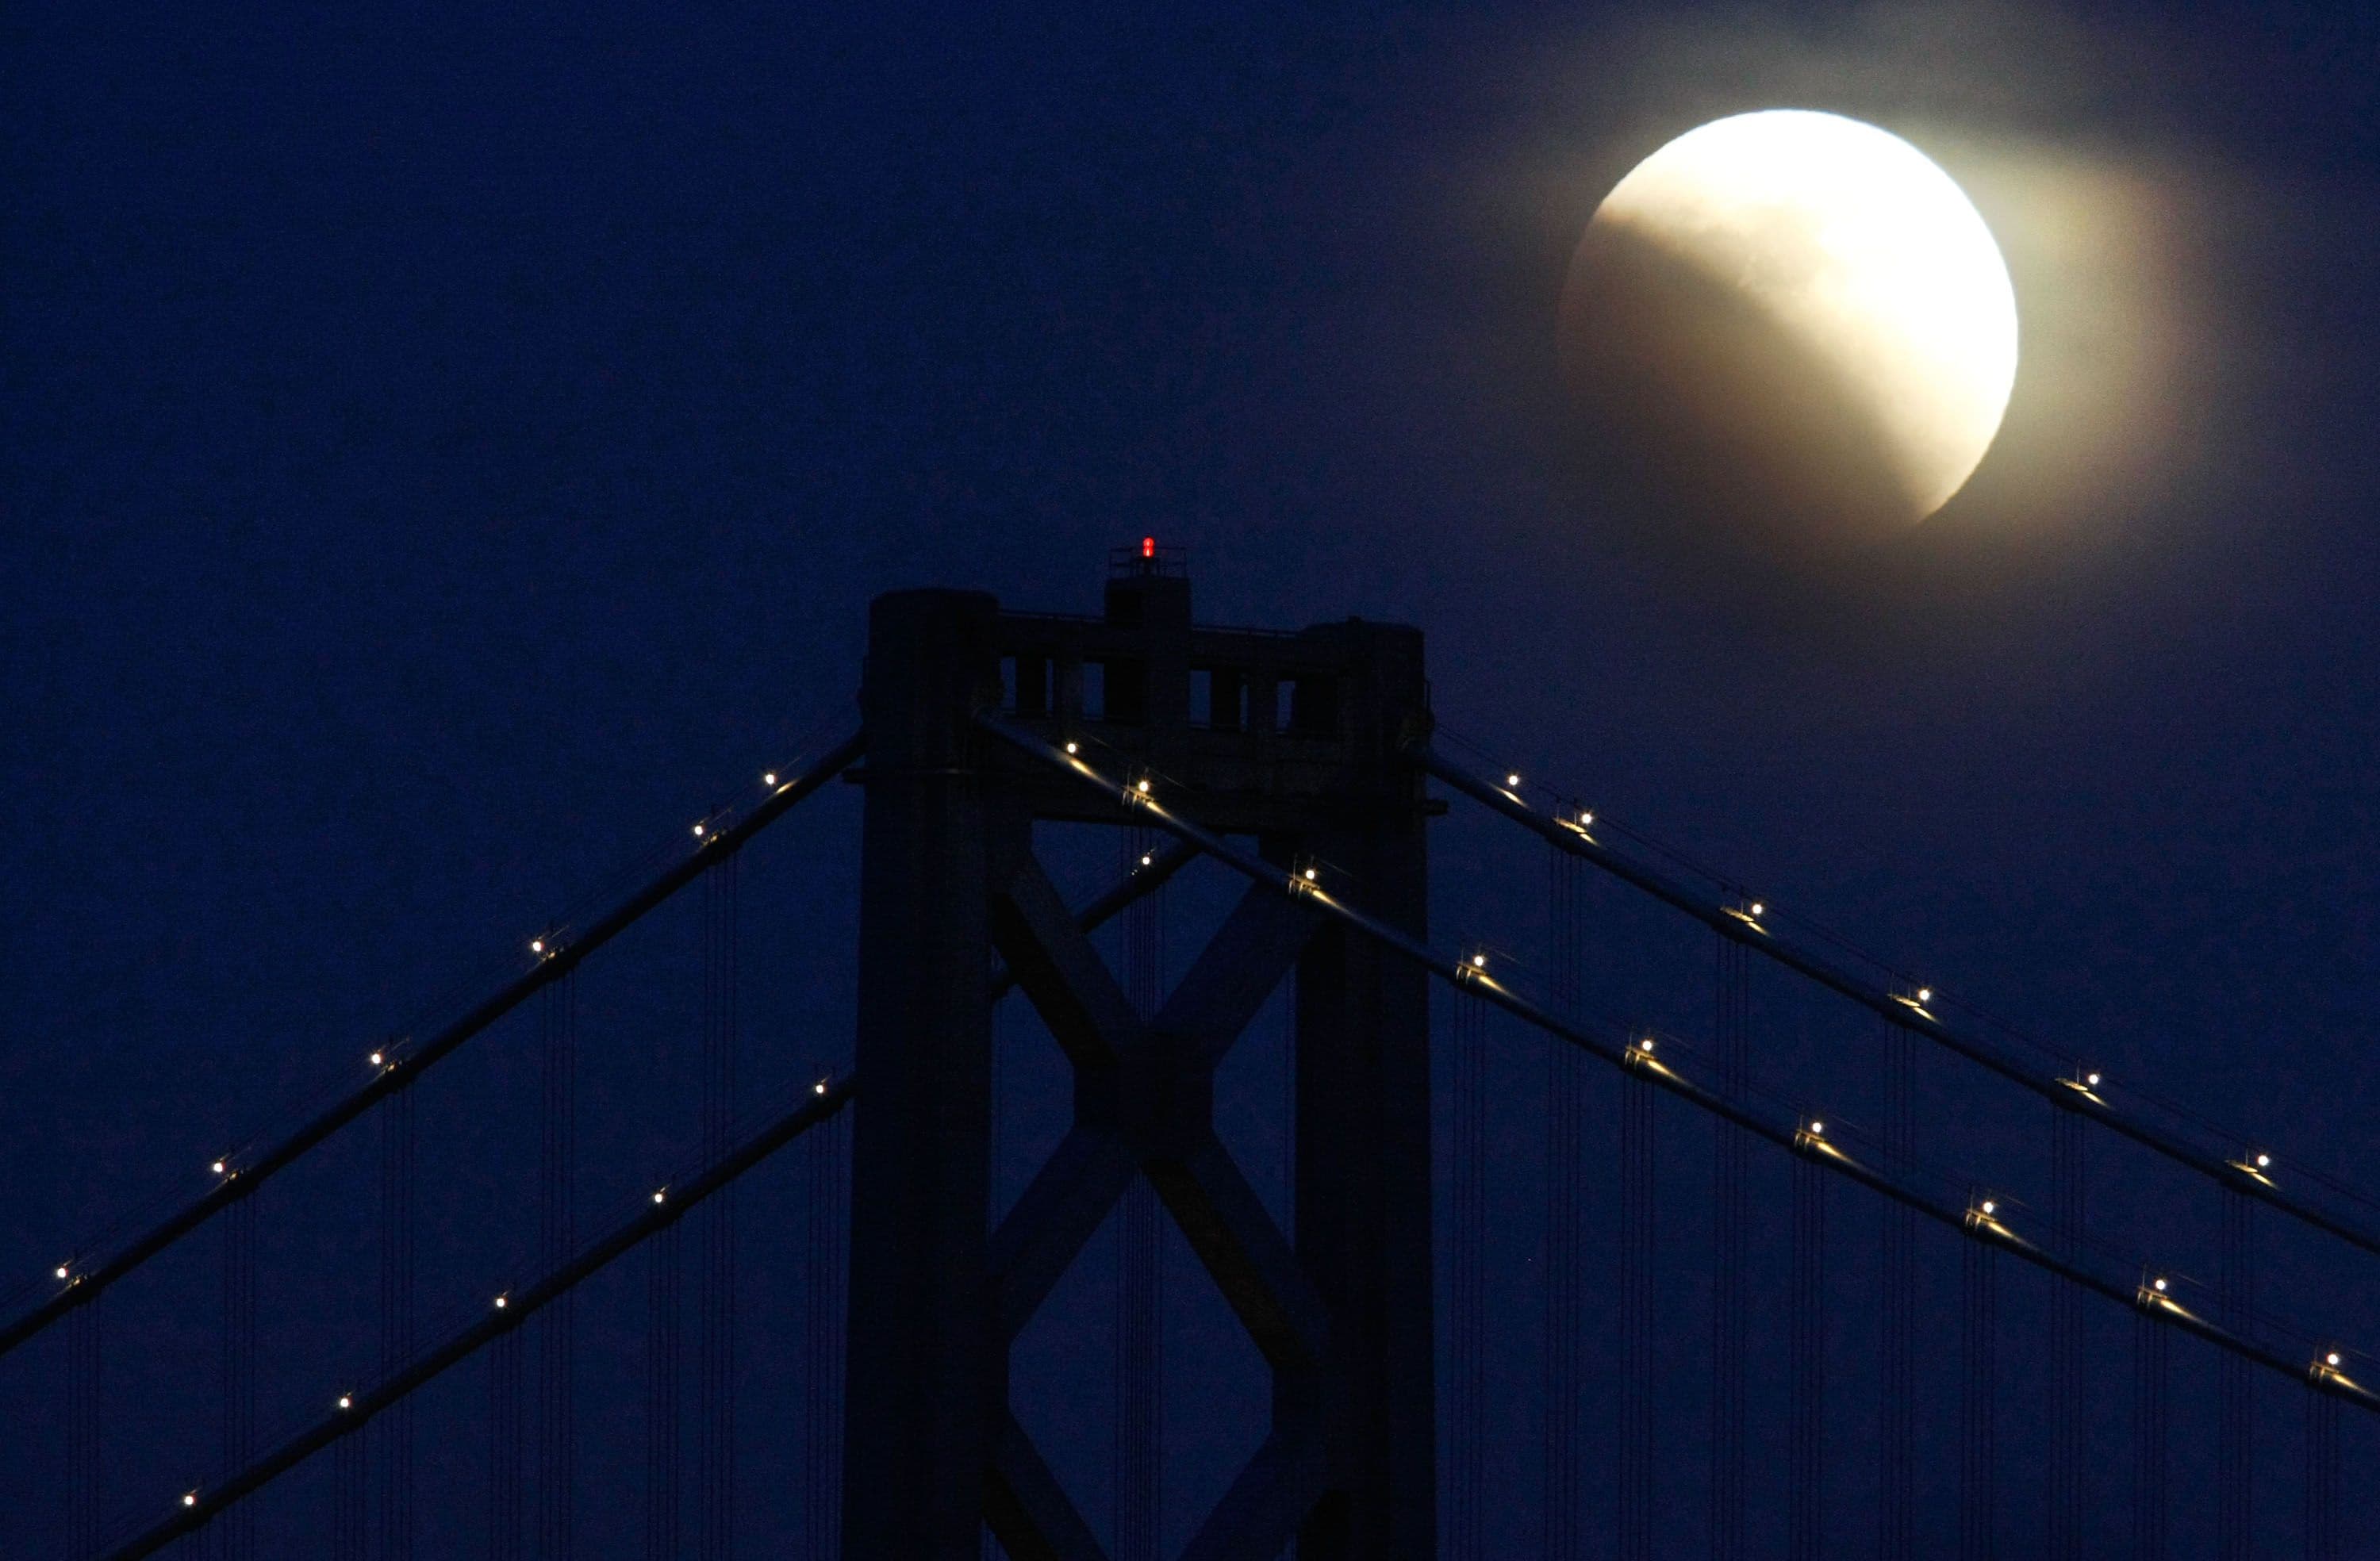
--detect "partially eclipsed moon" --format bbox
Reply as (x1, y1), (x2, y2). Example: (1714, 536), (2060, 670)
(1560, 110), (2018, 547)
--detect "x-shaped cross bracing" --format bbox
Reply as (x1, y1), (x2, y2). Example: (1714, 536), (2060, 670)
(983, 847), (1330, 1561)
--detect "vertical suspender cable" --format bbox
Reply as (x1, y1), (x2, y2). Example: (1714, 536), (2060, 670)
(1788, 1149), (1825, 1561)
(1960, 1231), (1997, 1561)
(380, 1083), (416, 1561)
(2049, 1108), (2085, 1559)
(647, 1218), (681, 1561)
(985, 995), (1006, 1561)
(1281, 961), (1299, 1561)
(2304, 1379), (2339, 1561)
(1449, 987), (1487, 1561)
(489, 1326), (524, 1561)
(1115, 826), (1164, 1561)
(220, 1195), (255, 1561)
(538, 975), (578, 1559)
(1879, 1021), (1915, 1561)
(2132, 1304), (2167, 1561)
(804, 1101), (847, 1561)
(1710, 938), (1749, 1561)
(1618, 1042), (1654, 1561)
(69, 1292), (102, 1556)
(700, 852), (740, 1561)
(2218, 1190), (2255, 1561)
(1544, 851), (1584, 1561)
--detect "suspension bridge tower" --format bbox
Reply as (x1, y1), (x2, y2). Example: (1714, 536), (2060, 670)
(845, 543), (1438, 1559)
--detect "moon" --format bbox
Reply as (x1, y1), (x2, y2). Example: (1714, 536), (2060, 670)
(1559, 110), (2018, 549)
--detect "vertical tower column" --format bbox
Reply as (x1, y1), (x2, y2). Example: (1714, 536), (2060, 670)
(843, 589), (1001, 1560)
(1289, 622), (1436, 1561)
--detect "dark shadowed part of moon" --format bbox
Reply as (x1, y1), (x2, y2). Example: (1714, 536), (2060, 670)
(1559, 216), (1924, 554)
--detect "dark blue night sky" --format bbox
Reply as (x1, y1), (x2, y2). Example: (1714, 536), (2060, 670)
(5, 2), (2378, 1555)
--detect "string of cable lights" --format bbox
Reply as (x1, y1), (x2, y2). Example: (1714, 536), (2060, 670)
(1413, 740), (2380, 1260)
(1430, 723), (2380, 1225)
(87, 1074), (858, 1561)
(0, 723), (868, 1358)
(976, 711), (2380, 1416)
(1377, 929), (2352, 1361)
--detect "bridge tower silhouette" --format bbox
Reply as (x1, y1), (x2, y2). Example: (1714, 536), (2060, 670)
(13, 544), (2377, 1561)
(849, 551), (1436, 1559)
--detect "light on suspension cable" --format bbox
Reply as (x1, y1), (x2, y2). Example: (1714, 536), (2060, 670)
(1580, 808), (1594, 827)
(652, 1189), (667, 1205)
(493, 1294), (509, 1310)
(1505, 773), (1522, 788)
(1979, 1199), (1998, 1217)
(1301, 865), (1319, 883)
(1917, 987), (1933, 1005)
(1139, 853), (1154, 869)
(1807, 1119), (1825, 1137)
(1134, 777), (1152, 795)
(814, 1076), (831, 1095)
(529, 938), (544, 955)
(1065, 741), (1080, 755)
(336, 1394), (353, 1411)
(2152, 1275), (2169, 1294)
(1636, 1037), (1657, 1056)
(54, 1264), (69, 1281)
(182, 1493), (198, 1509)
(1468, 953), (1488, 970)
(692, 822), (706, 838)
(762, 772), (777, 787)
(2327, 1351), (2344, 1368)
(369, 1050), (385, 1068)
(2255, 1152), (2273, 1170)
(1749, 901), (1764, 919)
(2086, 1070), (2102, 1088)
(211, 1159), (226, 1176)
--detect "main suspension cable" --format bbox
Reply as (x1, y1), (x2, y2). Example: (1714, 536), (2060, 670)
(973, 711), (2380, 1417)
(1414, 744), (2380, 1268)
(6, 726), (866, 1362)
(95, 1077), (855, 1561)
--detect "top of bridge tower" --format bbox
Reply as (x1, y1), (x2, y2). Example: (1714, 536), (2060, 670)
(1109, 535), (1189, 580)
(1104, 535), (1192, 639)
(921, 539), (1433, 830)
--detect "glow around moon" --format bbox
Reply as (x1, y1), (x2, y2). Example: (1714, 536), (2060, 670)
(1560, 110), (2018, 547)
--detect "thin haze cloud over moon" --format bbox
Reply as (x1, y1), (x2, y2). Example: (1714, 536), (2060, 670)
(1558, 109), (2020, 552)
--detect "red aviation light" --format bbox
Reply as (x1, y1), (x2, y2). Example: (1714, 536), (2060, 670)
(1142, 535), (1156, 558)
